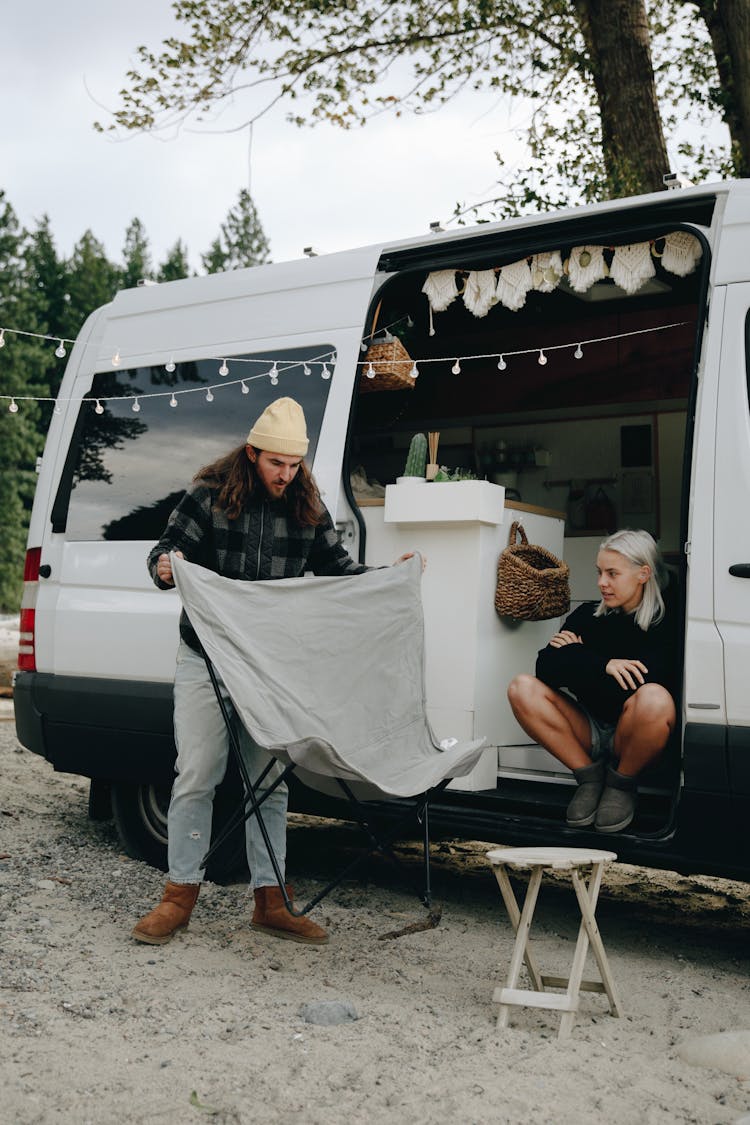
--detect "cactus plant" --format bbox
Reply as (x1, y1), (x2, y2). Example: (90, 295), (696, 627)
(403, 432), (428, 478)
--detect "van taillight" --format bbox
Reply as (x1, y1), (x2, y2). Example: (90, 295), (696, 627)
(18, 547), (41, 672)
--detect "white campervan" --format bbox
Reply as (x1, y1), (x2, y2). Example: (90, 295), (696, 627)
(15, 180), (750, 881)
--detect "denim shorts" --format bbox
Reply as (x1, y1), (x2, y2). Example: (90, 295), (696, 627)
(580, 705), (617, 762)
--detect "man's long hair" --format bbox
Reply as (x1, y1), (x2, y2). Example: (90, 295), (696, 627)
(195, 444), (325, 526)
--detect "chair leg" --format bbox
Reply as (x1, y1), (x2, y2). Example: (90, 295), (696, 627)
(496, 867), (544, 1029)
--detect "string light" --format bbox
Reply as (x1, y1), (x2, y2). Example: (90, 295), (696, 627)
(241, 381), (249, 394)
(0, 329), (5, 348)
(8, 398), (18, 413)
(497, 355), (507, 371)
(268, 362), (279, 386)
(409, 362), (419, 379)
(205, 389), (214, 402)
(165, 357), (176, 373)
(170, 394), (178, 408)
(303, 363), (311, 376)
(538, 349), (548, 366)
(365, 363), (375, 379)
(94, 400), (104, 415)
(321, 363), (331, 380)
(574, 343), (584, 359)
(132, 398), (140, 413)
(451, 359), (461, 374)
(55, 340), (67, 359)
(219, 359), (229, 376)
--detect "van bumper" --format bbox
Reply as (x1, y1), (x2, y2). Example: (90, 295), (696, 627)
(13, 671), (176, 782)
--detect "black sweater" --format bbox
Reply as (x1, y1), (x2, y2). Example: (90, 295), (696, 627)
(535, 592), (679, 723)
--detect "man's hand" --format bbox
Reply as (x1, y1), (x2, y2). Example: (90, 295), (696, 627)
(156, 550), (184, 587)
(548, 630), (583, 649)
(606, 658), (648, 691)
(394, 551), (427, 571)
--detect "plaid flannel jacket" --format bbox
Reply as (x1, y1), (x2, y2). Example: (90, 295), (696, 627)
(147, 479), (368, 652)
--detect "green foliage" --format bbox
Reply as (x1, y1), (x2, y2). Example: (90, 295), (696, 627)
(158, 239), (191, 281)
(121, 218), (154, 289)
(92, 0), (747, 216)
(404, 432), (428, 478)
(201, 189), (271, 273)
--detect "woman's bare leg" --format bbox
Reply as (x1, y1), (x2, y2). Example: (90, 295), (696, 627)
(613, 683), (676, 777)
(507, 673), (593, 770)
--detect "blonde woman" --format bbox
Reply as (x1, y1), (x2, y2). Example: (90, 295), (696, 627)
(507, 529), (678, 833)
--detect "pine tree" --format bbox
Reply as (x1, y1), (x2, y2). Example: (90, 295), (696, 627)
(201, 189), (270, 274)
(0, 195), (50, 611)
(157, 239), (191, 281)
(120, 218), (153, 290)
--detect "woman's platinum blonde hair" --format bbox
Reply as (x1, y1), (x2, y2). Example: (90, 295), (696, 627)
(594, 528), (667, 629)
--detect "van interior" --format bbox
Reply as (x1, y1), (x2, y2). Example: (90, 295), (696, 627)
(345, 226), (705, 839)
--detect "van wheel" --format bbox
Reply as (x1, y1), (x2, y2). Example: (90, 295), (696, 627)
(111, 781), (170, 871)
(110, 778), (248, 883)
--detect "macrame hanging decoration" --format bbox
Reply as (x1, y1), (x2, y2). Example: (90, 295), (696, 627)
(463, 269), (498, 318)
(566, 245), (608, 293)
(609, 241), (656, 295)
(421, 270), (460, 335)
(660, 231), (703, 277)
(495, 258), (534, 312)
(530, 250), (564, 294)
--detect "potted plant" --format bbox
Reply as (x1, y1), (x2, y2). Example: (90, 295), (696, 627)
(396, 433), (428, 484)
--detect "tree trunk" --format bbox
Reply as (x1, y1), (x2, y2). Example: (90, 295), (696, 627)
(694, 0), (750, 177)
(571, 0), (670, 197)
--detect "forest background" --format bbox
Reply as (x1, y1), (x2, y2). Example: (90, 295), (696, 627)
(2, 0), (750, 612)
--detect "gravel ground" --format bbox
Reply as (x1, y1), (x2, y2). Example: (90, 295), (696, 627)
(1, 715), (750, 1125)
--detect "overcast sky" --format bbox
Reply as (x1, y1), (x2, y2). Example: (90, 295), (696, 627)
(4, 2), (531, 273)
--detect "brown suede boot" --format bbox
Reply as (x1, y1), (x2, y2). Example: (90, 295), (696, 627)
(131, 882), (200, 945)
(251, 885), (329, 945)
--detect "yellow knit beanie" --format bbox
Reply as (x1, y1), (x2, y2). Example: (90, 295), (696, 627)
(246, 397), (309, 456)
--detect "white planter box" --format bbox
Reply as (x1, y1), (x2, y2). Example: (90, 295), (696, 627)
(384, 480), (506, 525)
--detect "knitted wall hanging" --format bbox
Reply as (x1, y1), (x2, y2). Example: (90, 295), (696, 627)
(496, 259), (533, 311)
(567, 245), (608, 292)
(609, 242), (656, 295)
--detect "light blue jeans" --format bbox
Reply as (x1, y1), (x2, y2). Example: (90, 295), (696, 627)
(168, 640), (288, 888)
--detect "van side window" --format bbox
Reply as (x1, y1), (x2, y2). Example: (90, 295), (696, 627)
(57, 347), (335, 541)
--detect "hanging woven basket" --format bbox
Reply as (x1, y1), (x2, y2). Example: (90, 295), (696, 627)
(495, 521), (570, 621)
(359, 299), (415, 394)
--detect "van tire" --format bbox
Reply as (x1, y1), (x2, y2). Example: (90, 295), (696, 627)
(110, 777), (249, 883)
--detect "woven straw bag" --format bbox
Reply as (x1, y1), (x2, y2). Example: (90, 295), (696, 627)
(495, 520), (570, 621)
(360, 299), (415, 394)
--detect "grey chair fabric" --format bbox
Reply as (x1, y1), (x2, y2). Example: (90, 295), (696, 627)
(171, 553), (486, 800)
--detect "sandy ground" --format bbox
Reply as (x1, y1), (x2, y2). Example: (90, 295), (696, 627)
(1, 613), (750, 1125)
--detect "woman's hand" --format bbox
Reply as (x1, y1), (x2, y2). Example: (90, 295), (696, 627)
(548, 630), (583, 649)
(606, 657), (648, 691)
(156, 550), (184, 587)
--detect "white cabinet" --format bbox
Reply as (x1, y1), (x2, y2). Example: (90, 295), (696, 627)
(361, 483), (565, 790)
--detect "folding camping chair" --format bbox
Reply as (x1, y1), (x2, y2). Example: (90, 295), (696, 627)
(170, 552), (486, 923)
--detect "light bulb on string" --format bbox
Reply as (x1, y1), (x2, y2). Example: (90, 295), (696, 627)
(268, 362), (279, 386)
(365, 363), (375, 380)
(94, 400), (104, 415)
(55, 340), (66, 359)
(53, 402), (61, 415)
(303, 363), (311, 376)
(574, 343), (583, 359)
(132, 398), (141, 413)
(8, 398), (18, 413)
(165, 357), (176, 373)
(497, 355), (507, 371)
(111, 350), (121, 368)
(360, 341), (368, 353)
(321, 363), (331, 380)
(0, 329), (5, 348)
(538, 349), (547, 366)
(241, 381), (249, 394)
(451, 359), (461, 375)
(219, 359), (229, 376)
(170, 394), (178, 408)
(206, 389), (214, 403)
(409, 362), (419, 380)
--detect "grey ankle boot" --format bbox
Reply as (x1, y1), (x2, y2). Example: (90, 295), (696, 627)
(566, 759), (606, 828)
(595, 768), (638, 833)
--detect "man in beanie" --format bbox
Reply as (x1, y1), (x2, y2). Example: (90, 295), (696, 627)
(132, 397), (415, 947)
